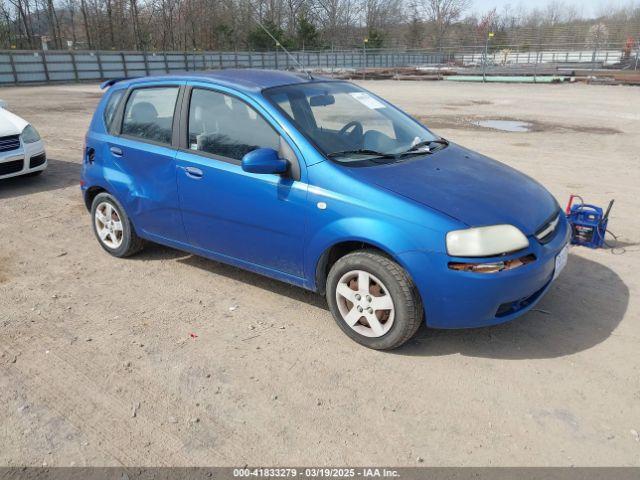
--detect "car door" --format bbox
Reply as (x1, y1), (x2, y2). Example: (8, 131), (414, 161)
(175, 85), (307, 279)
(108, 83), (186, 243)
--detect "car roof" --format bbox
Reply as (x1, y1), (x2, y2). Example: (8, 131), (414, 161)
(115, 69), (336, 93)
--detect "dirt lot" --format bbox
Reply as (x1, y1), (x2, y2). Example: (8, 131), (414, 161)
(0, 80), (639, 467)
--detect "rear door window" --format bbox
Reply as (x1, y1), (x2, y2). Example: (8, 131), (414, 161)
(122, 87), (179, 145)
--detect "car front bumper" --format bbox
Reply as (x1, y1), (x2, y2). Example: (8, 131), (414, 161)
(400, 215), (571, 329)
(0, 139), (47, 179)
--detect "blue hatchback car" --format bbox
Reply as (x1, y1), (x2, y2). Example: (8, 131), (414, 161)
(81, 69), (570, 350)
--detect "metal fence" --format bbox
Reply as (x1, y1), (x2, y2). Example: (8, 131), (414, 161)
(457, 48), (630, 66)
(0, 46), (637, 85)
(0, 49), (448, 85)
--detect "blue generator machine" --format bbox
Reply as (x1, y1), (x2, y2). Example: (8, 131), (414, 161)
(565, 195), (614, 249)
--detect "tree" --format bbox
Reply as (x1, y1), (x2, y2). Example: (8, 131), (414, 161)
(586, 22), (609, 49)
(7, 0), (36, 48)
(420, 0), (471, 49)
(247, 19), (292, 51)
(0, 0), (638, 54)
(367, 28), (384, 48)
(214, 24), (235, 51)
(44, 0), (62, 48)
(364, 0), (402, 31)
(405, 3), (423, 48)
(296, 13), (319, 50)
(314, 0), (359, 49)
(78, 0), (92, 48)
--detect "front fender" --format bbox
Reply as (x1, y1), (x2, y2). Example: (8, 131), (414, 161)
(303, 215), (440, 291)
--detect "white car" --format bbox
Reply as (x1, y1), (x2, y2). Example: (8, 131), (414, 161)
(0, 100), (46, 179)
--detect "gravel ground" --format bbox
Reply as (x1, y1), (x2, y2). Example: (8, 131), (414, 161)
(0, 80), (638, 467)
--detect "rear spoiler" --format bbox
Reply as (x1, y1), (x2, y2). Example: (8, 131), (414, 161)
(100, 77), (129, 90)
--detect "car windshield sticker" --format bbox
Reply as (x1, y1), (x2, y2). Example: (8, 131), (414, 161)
(350, 92), (386, 109)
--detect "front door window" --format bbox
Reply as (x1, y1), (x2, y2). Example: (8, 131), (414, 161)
(188, 88), (279, 160)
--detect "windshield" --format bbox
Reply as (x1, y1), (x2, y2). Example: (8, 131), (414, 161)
(263, 81), (442, 164)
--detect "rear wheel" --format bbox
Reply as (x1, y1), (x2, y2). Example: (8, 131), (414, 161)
(326, 249), (423, 350)
(91, 192), (145, 257)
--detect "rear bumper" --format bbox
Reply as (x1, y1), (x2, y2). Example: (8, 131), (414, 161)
(400, 215), (571, 329)
(0, 140), (46, 179)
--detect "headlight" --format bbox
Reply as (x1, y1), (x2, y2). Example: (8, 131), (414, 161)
(21, 124), (41, 144)
(446, 224), (529, 257)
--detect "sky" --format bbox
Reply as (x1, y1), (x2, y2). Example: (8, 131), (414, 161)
(470, 0), (627, 18)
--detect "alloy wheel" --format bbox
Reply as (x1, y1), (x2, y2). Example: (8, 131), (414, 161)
(94, 201), (124, 249)
(335, 269), (395, 338)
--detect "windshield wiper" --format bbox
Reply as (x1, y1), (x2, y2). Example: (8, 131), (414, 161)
(327, 149), (397, 160)
(400, 138), (449, 156)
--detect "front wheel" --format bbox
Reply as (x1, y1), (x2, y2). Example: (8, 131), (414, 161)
(326, 250), (423, 350)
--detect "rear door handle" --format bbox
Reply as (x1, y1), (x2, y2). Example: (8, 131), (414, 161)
(184, 166), (204, 179)
(110, 146), (123, 157)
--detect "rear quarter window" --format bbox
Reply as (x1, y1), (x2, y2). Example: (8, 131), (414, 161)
(103, 89), (125, 134)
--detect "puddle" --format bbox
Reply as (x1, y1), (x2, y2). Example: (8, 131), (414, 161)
(417, 115), (622, 135)
(472, 120), (533, 132)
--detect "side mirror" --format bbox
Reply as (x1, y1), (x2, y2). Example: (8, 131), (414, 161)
(0, 100), (6, 109)
(241, 148), (288, 175)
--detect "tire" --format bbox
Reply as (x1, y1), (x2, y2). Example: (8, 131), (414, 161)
(326, 249), (423, 350)
(90, 192), (145, 258)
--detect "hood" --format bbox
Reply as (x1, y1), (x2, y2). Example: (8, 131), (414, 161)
(0, 107), (28, 137)
(346, 143), (558, 235)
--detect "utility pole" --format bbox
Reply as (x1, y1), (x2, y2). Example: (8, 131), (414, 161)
(482, 32), (494, 83)
(363, 37), (368, 80)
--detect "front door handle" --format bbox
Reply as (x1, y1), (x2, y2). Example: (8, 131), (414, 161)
(110, 146), (123, 157)
(184, 166), (204, 179)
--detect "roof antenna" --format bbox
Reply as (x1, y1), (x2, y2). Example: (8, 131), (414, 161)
(247, 4), (313, 80)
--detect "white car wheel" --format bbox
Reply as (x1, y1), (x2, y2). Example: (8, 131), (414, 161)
(326, 250), (423, 350)
(335, 269), (395, 338)
(94, 201), (124, 249)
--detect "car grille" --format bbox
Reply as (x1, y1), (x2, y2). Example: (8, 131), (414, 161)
(535, 212), (560, 244)
(0, 159), (24, 176)
(0, 134), (21, 152)
(29, 152), (46, 168)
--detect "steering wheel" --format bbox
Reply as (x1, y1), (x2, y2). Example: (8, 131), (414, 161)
(338, 121), (364, 144)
